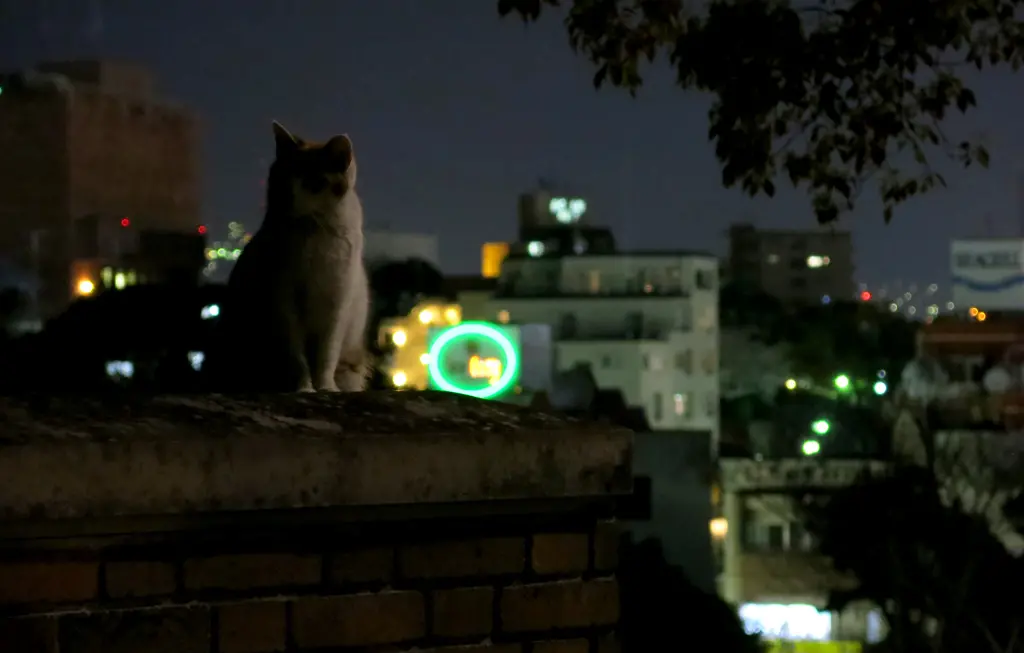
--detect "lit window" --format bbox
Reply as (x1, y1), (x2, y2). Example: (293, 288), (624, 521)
(589, 270), (601, 293)
(767, 254), (780, 264)
(100, 267), (113, 288)
(114, 272), (126, 290)
(497, 310), (510, 324)
(674, 392), (688, 416)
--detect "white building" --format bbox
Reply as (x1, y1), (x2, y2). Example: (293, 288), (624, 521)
(483, 250), (720, 437)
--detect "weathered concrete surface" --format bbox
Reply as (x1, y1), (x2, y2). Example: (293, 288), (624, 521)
(0, 392), (633, 522)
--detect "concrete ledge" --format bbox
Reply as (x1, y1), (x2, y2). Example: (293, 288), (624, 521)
(0, 392), (633, 523)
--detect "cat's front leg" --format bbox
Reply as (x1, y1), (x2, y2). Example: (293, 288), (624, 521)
(283, 309), (314, 392)
(310, 321), (345, 392)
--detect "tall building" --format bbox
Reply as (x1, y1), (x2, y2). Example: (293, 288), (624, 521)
(727, 223), (855, 305)
(0, 60), (202, 317)
(484, 248), (720, 438)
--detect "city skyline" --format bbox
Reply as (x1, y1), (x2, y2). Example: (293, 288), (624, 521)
(2, 0), (1024, 283)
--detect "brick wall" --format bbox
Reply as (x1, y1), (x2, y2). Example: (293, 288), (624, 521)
(0, 393), (635, 653)
(0, 520), (623, 653)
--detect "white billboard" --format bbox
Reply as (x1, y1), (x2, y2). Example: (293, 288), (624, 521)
(951, 239), (1024, 310)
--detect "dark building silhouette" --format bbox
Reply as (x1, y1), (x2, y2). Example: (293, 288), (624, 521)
(0, 60), (202, 317)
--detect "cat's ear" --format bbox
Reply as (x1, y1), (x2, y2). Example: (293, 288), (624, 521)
(272, 121), (302, 156)
(324, 134), (354, 168)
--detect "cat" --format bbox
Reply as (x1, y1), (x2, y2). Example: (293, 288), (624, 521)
(202, 122), (370, 392)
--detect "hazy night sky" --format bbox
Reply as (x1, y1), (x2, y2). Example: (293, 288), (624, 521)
(2, 0), (1024, 287)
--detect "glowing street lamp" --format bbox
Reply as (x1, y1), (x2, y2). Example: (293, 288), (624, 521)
(811, 419), (831, 435)
(784, 378), (797, 391)
(802, 439), (821, 456)
(873, 380), (888, 395)
(833, 374), (851, 390)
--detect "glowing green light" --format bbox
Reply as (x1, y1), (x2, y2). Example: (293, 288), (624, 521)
(811, 419), (830, 435)
(426, 322), (519, 400)
(802, 439), (821, 456)
(834, 374), (850, 390)
(873, 380), (888, 395)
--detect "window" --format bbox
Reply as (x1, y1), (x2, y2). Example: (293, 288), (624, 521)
(497, 310), (510, 324)
(588, 269), (601, 293)
(696, 269), (715, 290)
(702, 351), (717, 374)
(706, 393), (717, 416)
(652, 393), (663, 422)
(767, 524), (785, 550)
(600, 354), (612, 369)
(674, 350), (692, 373)
(674, 392), (688, 416)
(767, 253), (780, 264)
(648, 355), (664, 371)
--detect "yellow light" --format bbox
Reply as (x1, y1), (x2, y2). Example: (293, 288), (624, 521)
(709, 517), (728, 539)
(977, 311), (987, 322)
(418, 309), (434, 324)
(392, 330), (407, 347)
(76, 278), (95, 296)
(969, 307), (979, 317)
(444, 307), (460, 324)
(392, 371), (407, 387)
(784, 378), (797, 391)
(497, 310), (510, 324)
(468, 355), (503, 385)
(419, 353), (431, 365)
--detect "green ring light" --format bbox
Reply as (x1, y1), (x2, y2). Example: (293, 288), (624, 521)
(427, 322), (519, 399)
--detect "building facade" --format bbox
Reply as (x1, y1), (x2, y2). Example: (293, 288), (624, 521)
(727, 223), (855, 305)
(0, 60), (201, 317)
(719, 458), (887, 644)
(483, 250), (720, 437)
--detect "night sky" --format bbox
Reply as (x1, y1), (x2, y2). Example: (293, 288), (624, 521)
(2, 0), (1024, 286)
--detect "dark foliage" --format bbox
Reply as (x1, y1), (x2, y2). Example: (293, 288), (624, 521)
(803, 466), (1024, 651)
(619, 536), (763, 653)
(497, 0), (1021, 223)
(720, 282), (917, 385)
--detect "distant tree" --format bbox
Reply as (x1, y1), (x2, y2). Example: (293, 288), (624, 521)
(498, 0), (1013, 223)
(619, 537), (764, 653)
(804, 464), (1024, 652)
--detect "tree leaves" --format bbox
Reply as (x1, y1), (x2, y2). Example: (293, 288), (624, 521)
(498, 0), (1021, 224)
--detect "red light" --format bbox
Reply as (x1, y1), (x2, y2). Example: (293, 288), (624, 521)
(120, 218), (130, 228)
(860, 291), (872, 301)
(197, 225), (207, 235)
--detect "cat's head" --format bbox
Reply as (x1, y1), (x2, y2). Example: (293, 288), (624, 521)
(267, 121), (358, 219)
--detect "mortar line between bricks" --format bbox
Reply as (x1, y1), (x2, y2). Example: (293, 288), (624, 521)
(1, 594), (307, 619)
(210, 604), (221, 653)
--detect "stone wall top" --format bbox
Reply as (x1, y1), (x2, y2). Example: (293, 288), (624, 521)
(0, 391), (633, 533)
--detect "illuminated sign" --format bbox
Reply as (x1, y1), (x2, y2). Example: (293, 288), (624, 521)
(426, 322), (520, 399)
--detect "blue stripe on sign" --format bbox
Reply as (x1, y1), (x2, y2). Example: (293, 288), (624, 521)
(951, 275), (1024, 292)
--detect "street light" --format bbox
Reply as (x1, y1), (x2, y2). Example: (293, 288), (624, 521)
(873, 380), (888, 395)
(834, 374), (851, 390)
(811, 419), (831, 435)
(802, 439), (821, 456)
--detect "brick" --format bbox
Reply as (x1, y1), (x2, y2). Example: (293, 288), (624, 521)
(293, 591), (424, 648)
(0, 617), (59, 652)
(593, 522), (621, 571)
(501, 579), (619, 633)
(219, 602), (286, 653)
(59, 607), (209, 653)
(183, 554), (320, 591)
(433, 586), (494, 637)
(400, 538), (524, 579)
(105, 561), (176, 598)
(0, 562), (98, 605)
(534, 639), (590, 653)
(330, 548), (393, 584)
(415, 647), (522, 653)
(532, 534), (589, 575)
(415, 646), (521, 653)
(598, 635), (620, 653)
